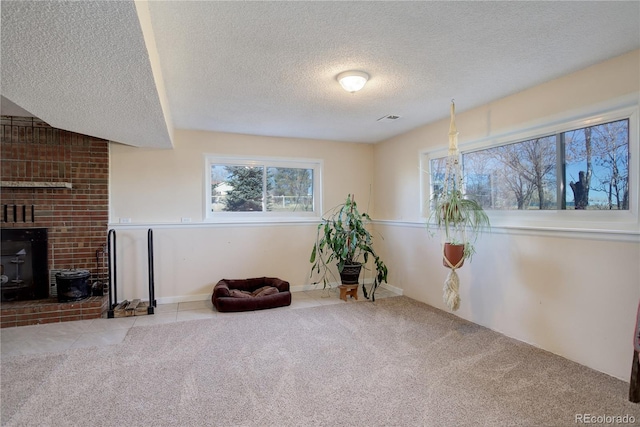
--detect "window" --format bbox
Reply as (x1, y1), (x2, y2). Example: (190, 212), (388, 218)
(422, 104), (638, 233)
(460, 135), (559, 210)
(458, 120), (629, 211)
(205, 156), (322, 220)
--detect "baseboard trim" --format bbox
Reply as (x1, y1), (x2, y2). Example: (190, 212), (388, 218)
(290, 282), (402, 295)
(154, 282), (402, 305)
(156, 294), (212, 305)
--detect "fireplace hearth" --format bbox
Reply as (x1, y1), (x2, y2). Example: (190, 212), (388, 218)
(0, 228), (48, 302)
(1, 116), (110, 326)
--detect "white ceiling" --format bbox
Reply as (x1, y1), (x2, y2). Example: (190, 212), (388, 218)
(2, 1), (639, 148)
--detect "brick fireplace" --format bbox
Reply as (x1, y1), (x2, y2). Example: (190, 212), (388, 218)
(1, 116), (109, 327)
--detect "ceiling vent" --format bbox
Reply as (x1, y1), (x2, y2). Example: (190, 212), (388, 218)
(377, 115), (401, 122)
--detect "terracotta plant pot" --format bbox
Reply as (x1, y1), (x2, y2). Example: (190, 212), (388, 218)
(443, 243), (464, 269)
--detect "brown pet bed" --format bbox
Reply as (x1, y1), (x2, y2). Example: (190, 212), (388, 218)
(212, 277), (292, 312)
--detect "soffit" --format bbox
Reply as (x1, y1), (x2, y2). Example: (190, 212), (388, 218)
(1, 1), (172, 148)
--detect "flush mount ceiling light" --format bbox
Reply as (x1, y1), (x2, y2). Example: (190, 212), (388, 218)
(337, 70), (369, 93)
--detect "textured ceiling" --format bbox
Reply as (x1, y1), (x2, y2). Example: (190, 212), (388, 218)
(2, 1), (639, 147)
(1, 1), (172, 148)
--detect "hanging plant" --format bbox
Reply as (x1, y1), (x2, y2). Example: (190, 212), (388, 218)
(430, 189), (490, 265)
(427, 101), (490, 311)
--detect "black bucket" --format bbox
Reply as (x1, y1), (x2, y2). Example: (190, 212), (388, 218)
(56, 269), (91, 302)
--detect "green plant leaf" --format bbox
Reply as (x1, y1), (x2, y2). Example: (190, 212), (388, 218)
(310, 244), (317, 263)
(308, 194), (388, 298)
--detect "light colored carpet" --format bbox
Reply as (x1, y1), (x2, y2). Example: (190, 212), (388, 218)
(2, 296), (639, 426)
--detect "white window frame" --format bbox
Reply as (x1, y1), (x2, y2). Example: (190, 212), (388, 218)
(420, 100), (639, 235)
(204, 155), (323, 222)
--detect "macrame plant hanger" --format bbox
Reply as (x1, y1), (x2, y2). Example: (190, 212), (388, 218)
(441, 100), (464, 311)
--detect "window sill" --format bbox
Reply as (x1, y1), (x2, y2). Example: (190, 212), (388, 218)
(108, 218), (321, 229)
(373, 219), (640, 243)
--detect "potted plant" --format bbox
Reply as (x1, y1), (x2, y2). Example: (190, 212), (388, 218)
(429, 188), (490, 268)
(427, 99), (490, 311)
(309, 194), (388, 301)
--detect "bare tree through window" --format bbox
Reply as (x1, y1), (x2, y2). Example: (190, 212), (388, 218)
(429, 119), (629, 212)
(565, 119), (629, 210)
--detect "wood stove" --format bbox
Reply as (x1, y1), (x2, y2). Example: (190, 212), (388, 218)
(0, 228), (48, 302)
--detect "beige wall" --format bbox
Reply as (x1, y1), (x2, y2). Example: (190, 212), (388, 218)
(109, 130), (375, 300)
(111, 130), (374, 223)
(372, 50), (640, 380)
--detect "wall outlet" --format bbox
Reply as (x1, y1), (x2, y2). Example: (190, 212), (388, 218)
(119, 218), (131, 224)
(181, 217), (192, 223)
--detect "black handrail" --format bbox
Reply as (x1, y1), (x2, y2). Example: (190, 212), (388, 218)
(147, 228), (156, 314)
(107, 229), (117, 318)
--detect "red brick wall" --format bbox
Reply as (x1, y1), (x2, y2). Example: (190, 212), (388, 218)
(1, 116), (109, 280)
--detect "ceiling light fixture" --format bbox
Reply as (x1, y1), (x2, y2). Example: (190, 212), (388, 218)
(337, 70), (369, 93)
